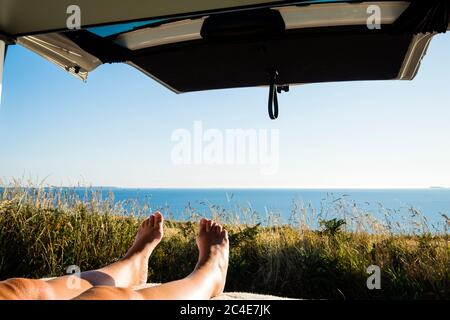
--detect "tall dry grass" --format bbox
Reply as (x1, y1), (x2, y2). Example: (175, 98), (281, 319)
(0, 185), (448, 299)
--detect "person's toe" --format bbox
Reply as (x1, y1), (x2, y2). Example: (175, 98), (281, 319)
(200, 218), (208, 232)
(154, 211), (163, 227)
(149, 215), (155, 227)
(206, 219), (213, 232)
(221, 228), (228, 240)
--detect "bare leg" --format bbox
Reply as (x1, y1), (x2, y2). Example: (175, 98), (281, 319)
(0, 212), (164, 300)
(74, 219), (229, 300)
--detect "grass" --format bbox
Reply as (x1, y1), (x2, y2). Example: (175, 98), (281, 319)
(0, 185), (449, 299)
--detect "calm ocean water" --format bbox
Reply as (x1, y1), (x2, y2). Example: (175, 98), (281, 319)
(70, 188), (449, 231)
(3, 187), (449, 231)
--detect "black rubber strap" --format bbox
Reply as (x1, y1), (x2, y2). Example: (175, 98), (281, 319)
(268, 71), (279, 120)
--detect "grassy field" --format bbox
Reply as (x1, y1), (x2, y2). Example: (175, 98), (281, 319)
(0, 186), (448, 299)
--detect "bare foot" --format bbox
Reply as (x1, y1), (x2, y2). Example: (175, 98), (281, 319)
(123, 212), (164, 285)
(194, 219), (229, 298)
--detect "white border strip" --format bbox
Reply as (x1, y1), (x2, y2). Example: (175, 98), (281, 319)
(115, 18), (206, 50)
(276, 1), (409, 30)
(114, 2), (410, 51)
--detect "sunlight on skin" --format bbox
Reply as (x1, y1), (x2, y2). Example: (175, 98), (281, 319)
(0, 213), (230, 300)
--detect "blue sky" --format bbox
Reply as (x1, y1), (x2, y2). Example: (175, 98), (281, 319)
(1, 33), (450, 188)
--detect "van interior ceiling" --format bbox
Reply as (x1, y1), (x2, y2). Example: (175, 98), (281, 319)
(1, 0), (449, 119)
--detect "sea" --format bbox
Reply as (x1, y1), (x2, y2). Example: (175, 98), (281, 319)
(69, 188), (450, 232)
(2, 187), (449, 232)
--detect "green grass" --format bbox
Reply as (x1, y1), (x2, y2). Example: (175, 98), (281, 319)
(0, 186), (449, 299)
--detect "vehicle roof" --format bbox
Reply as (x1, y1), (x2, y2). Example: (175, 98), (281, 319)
(2, 1), (449, 97)
(0, 0), (393, 37)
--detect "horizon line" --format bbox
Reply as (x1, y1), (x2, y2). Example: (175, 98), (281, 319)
(3, 185), (449, 190)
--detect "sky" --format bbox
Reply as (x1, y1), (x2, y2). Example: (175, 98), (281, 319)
(1, 33), (450, 188)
